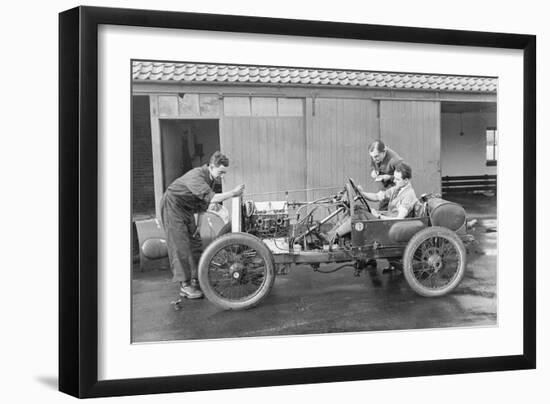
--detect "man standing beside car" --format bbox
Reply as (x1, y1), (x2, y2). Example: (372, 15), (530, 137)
(369, 140), (403, 210)
(161, 151), (244, 300)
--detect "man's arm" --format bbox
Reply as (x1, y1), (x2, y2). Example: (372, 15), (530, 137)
(362, 191), (383, 202)
(210, 184), (245, 204)
(357, 185), (387, 202)
(380, 157), (404, 183)
(376, 174), (393, 182)
(370, 157), (379, 179)
(372, 191), (415, 220)
(372, 206), (408, 220)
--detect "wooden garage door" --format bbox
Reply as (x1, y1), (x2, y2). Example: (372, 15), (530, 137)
(306, 98), (379, 200)
(220, 117), (306, 202)
(380, 100), (441, 196)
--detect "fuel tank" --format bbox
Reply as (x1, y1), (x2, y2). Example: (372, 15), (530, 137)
(197, 208), (230, 249)
(426, 198), (466, 231)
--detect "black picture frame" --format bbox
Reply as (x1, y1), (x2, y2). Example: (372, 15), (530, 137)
(59, 5), (536, 398)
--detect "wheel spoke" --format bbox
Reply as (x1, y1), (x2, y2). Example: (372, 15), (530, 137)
(207, 242), (268, 301)
(412, 234), (463, 290)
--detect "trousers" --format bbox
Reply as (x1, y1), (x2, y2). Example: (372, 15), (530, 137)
(353, 204), (378, 221)
(160, 194), (203, 283)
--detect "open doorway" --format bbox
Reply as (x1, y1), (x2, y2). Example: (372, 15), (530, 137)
(440, 101), (497, 197)
(160, 119), (221, 191)
(440, 102), (497, 177)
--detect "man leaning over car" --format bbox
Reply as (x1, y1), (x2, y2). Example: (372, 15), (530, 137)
(368, 140), (404, 210)
(160, 151), (244, 300)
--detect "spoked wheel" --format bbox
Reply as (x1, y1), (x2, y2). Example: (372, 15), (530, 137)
(403, 226), (466, 297)
(198, 232), (275, 310)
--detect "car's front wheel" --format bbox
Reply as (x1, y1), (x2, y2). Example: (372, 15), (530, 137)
(198, 232), (275, 310)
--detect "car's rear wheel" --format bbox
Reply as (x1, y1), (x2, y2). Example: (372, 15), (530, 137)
(198, 232), (275, 310)
(403, 226), (466, 297)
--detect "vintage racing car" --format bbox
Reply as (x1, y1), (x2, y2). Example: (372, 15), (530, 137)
(197, 179), (474, 310)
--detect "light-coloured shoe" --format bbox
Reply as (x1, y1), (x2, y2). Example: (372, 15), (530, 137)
(179, 283), (203, 299)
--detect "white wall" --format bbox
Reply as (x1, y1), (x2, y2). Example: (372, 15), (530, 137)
(441, 111), (497, 176)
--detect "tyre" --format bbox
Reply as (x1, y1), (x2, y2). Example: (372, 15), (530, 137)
(403, 226), (466, 297)
(198, 232), (275, 310)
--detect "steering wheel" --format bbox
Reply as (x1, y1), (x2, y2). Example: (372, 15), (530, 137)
(348, 178), (372, 213)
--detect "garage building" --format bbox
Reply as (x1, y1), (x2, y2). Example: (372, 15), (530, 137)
(132, 61), (497, 221)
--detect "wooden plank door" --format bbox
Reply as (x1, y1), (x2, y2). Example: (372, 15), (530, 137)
(305, 98), (379, 200)
(379, 100), (441, 196)
(220, 116), (307, 202)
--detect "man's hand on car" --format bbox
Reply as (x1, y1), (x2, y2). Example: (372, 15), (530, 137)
(376, 174), (392, 182)
(232, 184), (245, 197)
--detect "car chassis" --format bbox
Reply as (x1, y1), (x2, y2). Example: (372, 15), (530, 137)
(198, 178), (474, 310)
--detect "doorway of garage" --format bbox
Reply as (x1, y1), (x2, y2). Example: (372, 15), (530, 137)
(159, 119), (221, 191)
(440, 101), (497, 195)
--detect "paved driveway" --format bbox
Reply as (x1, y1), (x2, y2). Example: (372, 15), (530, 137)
(132, 216), (496, 343)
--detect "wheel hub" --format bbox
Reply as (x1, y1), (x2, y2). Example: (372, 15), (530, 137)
(229, 262), (245, 280)
(427, 254), (443, 272)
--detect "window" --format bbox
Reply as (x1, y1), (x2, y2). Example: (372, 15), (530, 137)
(486, 127), (498, 166)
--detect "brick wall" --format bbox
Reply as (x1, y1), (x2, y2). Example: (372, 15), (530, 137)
(132, 95), (155, 219)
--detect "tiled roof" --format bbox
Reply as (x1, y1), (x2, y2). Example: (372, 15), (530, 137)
(132, 61), (497, 92)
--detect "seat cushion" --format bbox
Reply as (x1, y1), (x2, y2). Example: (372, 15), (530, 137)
(388, 220), (427, 243)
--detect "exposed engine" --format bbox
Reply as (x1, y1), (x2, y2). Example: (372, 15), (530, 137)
(242, 200), (290, 238)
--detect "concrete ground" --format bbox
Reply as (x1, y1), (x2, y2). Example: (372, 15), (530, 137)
(132, 193), (497, 343)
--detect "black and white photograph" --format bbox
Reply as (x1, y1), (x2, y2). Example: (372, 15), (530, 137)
(131, 60), (498, 343)
(2, 0), (547, 401)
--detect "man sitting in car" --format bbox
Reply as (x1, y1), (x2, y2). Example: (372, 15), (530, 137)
(327, 161), (418, 241)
